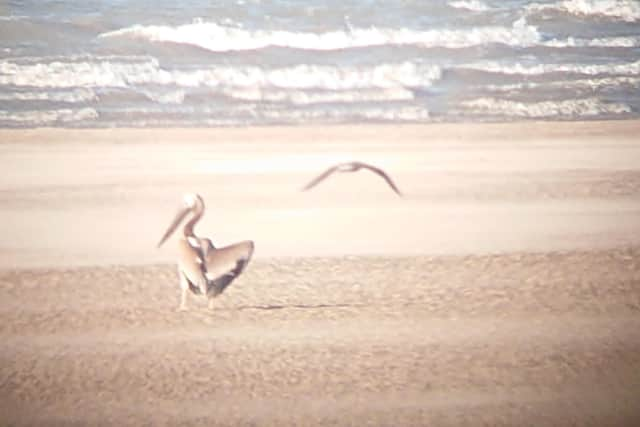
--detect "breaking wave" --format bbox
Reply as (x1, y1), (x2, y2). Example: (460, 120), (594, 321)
(0, 15), (28, 21)
(0, 88), (97, 103)
(527, 0), (640, 22)
(448, 0), (490, 12)
(99, 18), (541, 51)
(462, 59), (640, 76)
(461, 97), (631, 118)
(223, 87), (415, 105)
(0, 56), (163, 88)
(0, 108), (98, 125)
(262, 105), (431, 122)
(98, 18), (639, 52)
(543, 35), (640, 48)
(485, 76), (640, 92)
(142, 89), (186, 104)
(0, 56), (442, 91)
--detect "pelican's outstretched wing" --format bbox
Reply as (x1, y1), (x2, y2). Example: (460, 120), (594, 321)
(176, 239), (254, 297)
(301, 165), (341, 191)
(358, 163), (403, 197)
(203, 240), (254, 297)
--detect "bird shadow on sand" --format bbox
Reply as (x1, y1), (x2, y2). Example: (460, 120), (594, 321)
(183, 303), (369, 317)
(234, 303), (366, 311)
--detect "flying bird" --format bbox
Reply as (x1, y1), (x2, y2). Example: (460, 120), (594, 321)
(301, 161), (403, 196)
(157, 193), (254, 311)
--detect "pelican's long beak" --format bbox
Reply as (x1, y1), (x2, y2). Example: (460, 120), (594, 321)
(157, 206), (191, 248)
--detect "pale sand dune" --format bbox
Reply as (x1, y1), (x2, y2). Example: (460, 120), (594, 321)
(1, 122), (640, 425)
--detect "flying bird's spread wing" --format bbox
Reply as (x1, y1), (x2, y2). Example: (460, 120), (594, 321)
(360, 164), (403, 196)
(301, 165), (340, 191)
(301, 161), (403, 196)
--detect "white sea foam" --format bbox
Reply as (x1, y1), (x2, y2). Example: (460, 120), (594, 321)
(0, 57), (441, 91)
(527, 0), (640, 22)
(99, 18), (541, 51)
(462, 59), (640, 76)
(2, 54), (156, 64)
(448, 0), (489, 12)
(0, 108), (98, 124)
(357, 106), (431, 121)
(461, 97), (631, 118)
(0, 56), (166, 88)
(223, 87), (415, 104)
(543, 35), (640, 48)
(142, 89), (186, 104)
(0, 15), (28, 21)
(263, 105), (431, 122)
(0, 88), (97, 103)
(235, 62), (442, 90)
(485, 76), (640, 92)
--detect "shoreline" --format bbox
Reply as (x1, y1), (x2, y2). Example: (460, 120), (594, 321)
(2, 119), (640, 142)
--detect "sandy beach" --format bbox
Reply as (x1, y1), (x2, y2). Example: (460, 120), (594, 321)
(1, 121), (640, 426)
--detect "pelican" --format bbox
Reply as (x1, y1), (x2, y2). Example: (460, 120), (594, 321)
(301, 161), (403, 196)
(157, 193), (254, 311)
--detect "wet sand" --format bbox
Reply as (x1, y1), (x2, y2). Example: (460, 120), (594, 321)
(1, 122), (640, 425)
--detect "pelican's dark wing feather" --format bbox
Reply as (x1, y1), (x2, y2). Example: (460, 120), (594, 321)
(177, 239), (254, 297)
(209, 255), (252, 296)
(203, 240), (254, 297)
(301, 165), (341, 191)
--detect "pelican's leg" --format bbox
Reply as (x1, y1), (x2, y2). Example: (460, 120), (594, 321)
(178, 268), (190, 311)
(179, 288), (189, 312)
(198, 281), (208, 297)
(206, 282), (221, 311)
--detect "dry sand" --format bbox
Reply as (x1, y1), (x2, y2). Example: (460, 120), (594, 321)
(1, 122), (639, 426)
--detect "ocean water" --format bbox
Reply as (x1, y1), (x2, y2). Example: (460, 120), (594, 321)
(1, 0), (639, 127)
